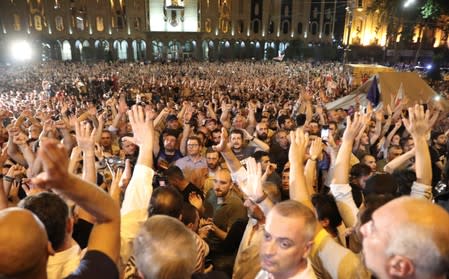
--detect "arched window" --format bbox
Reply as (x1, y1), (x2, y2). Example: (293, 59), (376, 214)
(61, 40), (72, 61)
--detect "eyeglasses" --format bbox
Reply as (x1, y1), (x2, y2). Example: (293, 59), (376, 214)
(187, 144), (199, 147)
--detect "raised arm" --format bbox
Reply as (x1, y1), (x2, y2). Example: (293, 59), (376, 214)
(75, 121), (97, 184)
(30, 140), (120, 263)
(369, 110), (383, 145)
(383, 148), (415, 174)
(402, 105), (434, 186)
(120, 105), (155, 263)
(305, 137), (323, 196)
(330, 113), (365, 228)
(241, 128), (269, 152)
(289, 128), (313, 210)
(213, 127), (241, 174)
(332, 113), (365, 185)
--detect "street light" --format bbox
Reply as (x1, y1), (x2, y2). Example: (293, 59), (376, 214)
(403, 0), (415, 8)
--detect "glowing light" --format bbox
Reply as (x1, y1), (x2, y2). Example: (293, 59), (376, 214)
(403, 0), (415, 8)
(434, 95), (441, 101)
(426, 64), (432, 70)
(10, 40), (32, 61)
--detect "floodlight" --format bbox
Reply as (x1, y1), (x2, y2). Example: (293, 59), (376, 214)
(10, 40), (32, 61)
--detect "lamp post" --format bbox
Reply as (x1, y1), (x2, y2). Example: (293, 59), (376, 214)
(392, 0), (417, 62)
(343, 0), (355, 65)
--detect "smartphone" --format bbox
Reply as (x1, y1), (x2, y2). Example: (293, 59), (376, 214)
(321, 125), (329, 141)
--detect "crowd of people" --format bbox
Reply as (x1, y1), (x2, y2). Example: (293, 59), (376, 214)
(0, 60), (449, 279)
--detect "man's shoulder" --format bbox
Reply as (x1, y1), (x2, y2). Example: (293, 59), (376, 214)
(65, 250), (118, 279)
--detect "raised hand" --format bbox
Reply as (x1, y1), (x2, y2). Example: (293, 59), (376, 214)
(75, 121), (96, 152)
(13, 133), (28, 147)
(212, 127), (231, 153)
(188, 192), (203, 210)
(402, 104), (431, 138)
(127, 105), (154, 149)
(289, 128), (309, 166)
(28, 139), (69, 190)
(342, 113), (365, 142)
(243, 157), (265, 202)
(109, 167), (124, 199)
(309, 137), (323, 160)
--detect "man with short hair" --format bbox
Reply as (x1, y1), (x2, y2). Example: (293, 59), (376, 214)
(361, 154), (377, 173)
(19, 192), (82, 279)
(175, 136), (208, 187)
(430, 131), (447, 186)
(253, 150), (281, 188)
(204, 168), (247, 274)
(360, 197), (449, 279)
(230, 129), (269, 161)
(255, 122), (271, 144)
(100, 130), (119, 156)
(269, 130), (290, 173)
(256, 200), (317, 279)
(133, 215), (197, 279)
(277, 115), (295, 131)
(204, 148), (224, 194)
(377, 145), (403, 172)
(0, 140), (120, 279)
(165, 165), (204, 202)
(154, 130), (183, 172)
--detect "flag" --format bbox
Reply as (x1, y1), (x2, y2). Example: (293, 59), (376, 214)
(395, 82), (404, 107)
(367, 76), (380, 107)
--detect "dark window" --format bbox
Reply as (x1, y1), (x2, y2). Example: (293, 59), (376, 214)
(282, 21), (289, 34)
(253, 20), (259, 34)
(297, 22), (303, 34)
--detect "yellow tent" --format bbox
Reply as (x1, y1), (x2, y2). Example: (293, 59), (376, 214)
(326, 72), (445, 110)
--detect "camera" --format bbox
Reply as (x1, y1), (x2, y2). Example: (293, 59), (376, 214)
(105, 157), (125, 168)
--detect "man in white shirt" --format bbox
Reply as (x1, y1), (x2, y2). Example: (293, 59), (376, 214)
(256, 200), (317, 279)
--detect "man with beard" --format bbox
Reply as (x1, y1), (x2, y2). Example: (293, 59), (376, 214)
(204, 169), (247, 274)
(230, 129), (269, 161)
(430, 131), (447, 186)
(255, 122), (271, 144)
(203, 148), (225, 194)
(277, 115), (295, 131)
(269, 130), (290, 174)
(154, 130), (183, 172)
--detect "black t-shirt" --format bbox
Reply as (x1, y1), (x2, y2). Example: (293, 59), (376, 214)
(430, 146), (447, 186)
(66, 250), (118, 279)
(72, 219), (94, 249)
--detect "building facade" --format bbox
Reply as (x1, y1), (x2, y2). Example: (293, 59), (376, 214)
(0, 0), (346, 62)
(343, 0), (449, 57)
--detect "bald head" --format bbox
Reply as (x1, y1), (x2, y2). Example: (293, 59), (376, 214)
(0, 208), (50, 278)
(362, 196), (449, 278)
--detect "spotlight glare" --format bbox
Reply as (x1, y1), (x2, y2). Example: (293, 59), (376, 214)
(10, 40), (32, 61)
